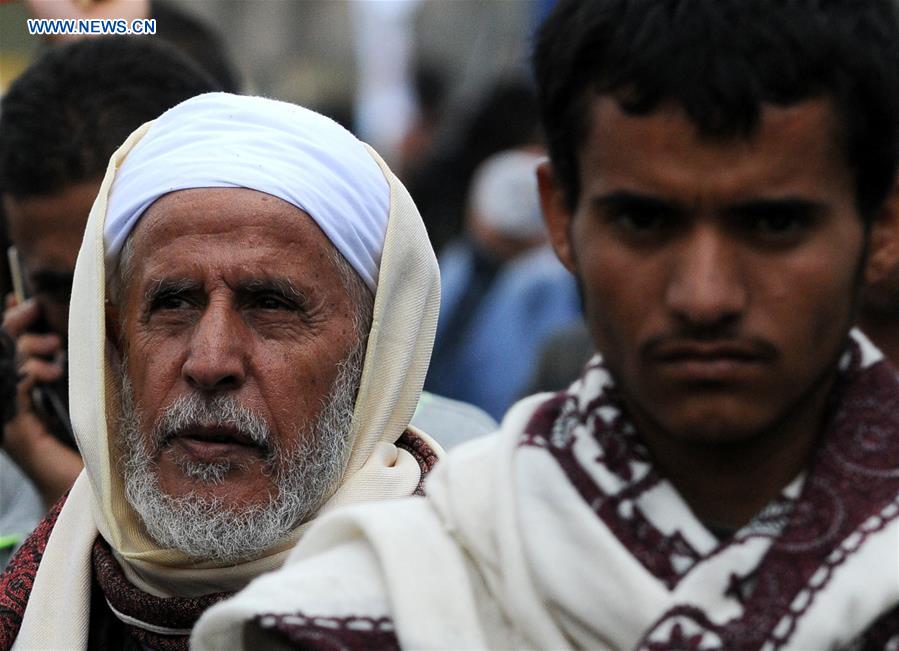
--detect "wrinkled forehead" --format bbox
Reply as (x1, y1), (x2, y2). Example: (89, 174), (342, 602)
(104, 92), (390, 293)
(130, 187), (319, 245)
(121, 187), (355, 306)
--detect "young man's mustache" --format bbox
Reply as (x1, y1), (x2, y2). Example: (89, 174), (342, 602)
(642, 327), (779, 363)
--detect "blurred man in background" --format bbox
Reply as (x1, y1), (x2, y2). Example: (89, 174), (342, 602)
(0, 36), (220, 511)
(406, 77), (542, 254)
(426, 148), (580, 419)
(191, 1), (899, 648)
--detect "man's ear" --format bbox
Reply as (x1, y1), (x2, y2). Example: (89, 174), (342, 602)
(865, 177), (899, 287)
(537, 161), (577, 273)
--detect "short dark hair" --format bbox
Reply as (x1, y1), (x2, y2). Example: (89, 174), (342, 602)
(150, 0), (240, 93)
(533, 0), (899, 221)
(0, 36), (220, 199)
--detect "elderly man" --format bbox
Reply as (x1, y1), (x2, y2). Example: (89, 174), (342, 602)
(0, 93), (441, 649)
(193, 1), (899, 649)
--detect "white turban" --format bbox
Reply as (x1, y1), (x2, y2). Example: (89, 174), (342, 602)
(105, 92), (389, 291)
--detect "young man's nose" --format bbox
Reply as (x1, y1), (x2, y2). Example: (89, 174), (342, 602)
(664, 225), (748, 329)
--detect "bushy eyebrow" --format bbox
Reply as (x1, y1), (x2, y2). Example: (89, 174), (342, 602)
(722, 197), (827, 221)
(591, 191), (686, 218)
(238, 277), (307, 302)
(143, 277), (200, 304)
(141, 276), (312, 310)
(591, 191), (828, 221)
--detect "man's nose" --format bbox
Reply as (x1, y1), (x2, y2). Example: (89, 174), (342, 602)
(665, 225), (747, 330)
(182, 303), (247, 392)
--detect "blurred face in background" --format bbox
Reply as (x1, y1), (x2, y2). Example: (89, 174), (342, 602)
(3, 179), (100, 339)
(466, 148), (548, 261)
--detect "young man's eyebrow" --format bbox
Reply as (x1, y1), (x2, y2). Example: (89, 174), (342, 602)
(590, 191), (687, 217)
(722, 197), (829, 220)
(591, 192), (829, 222)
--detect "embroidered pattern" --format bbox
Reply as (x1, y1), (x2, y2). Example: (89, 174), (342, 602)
(396, 428), (441, 495)
(253, 612), (400, 651)
(522, 340), (899, 649)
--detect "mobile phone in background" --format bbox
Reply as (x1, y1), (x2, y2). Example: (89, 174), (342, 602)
(6, 247), (27, 312)
(6, 246), (76, 449)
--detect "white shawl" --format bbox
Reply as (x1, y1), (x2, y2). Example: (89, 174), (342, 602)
(194, 330), (899, 650)
(13, 98), (441, 649)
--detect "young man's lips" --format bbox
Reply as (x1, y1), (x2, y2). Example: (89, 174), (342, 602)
(657, 356), (767, 382)
(648, 341), (773, 382)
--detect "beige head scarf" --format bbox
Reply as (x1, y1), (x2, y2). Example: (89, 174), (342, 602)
(14, 94), (440, 649)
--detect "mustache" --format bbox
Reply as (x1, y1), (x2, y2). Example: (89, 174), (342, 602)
(152, 393), (273, 451)
(641, 327), (779, 361)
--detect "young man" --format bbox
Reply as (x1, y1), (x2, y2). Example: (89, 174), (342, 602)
(192, 1), (899, 649)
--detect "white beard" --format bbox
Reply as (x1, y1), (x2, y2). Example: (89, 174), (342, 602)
(118, 344), (362, 564)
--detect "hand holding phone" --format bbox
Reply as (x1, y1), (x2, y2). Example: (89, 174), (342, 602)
(1, 250), (82, 506)
(3, 248), (74, 447)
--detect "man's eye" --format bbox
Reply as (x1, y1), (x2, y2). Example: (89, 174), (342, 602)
(610, 210), (667, 233)
(757, 215), (795, 232)
(152, 294), (193, 310)
(622, 213), (662, 230)
(254, 295), (294, 311)
(748, 213), (810, 238)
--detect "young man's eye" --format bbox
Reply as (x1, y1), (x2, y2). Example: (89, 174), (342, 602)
(593, 194), (680, 238)
(606, 208), (675, 238)
(754, 214), (804, 233)
(731, 200), (822, 244)
(744, 212), (815, 243)
(617, 212), (665, 231)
